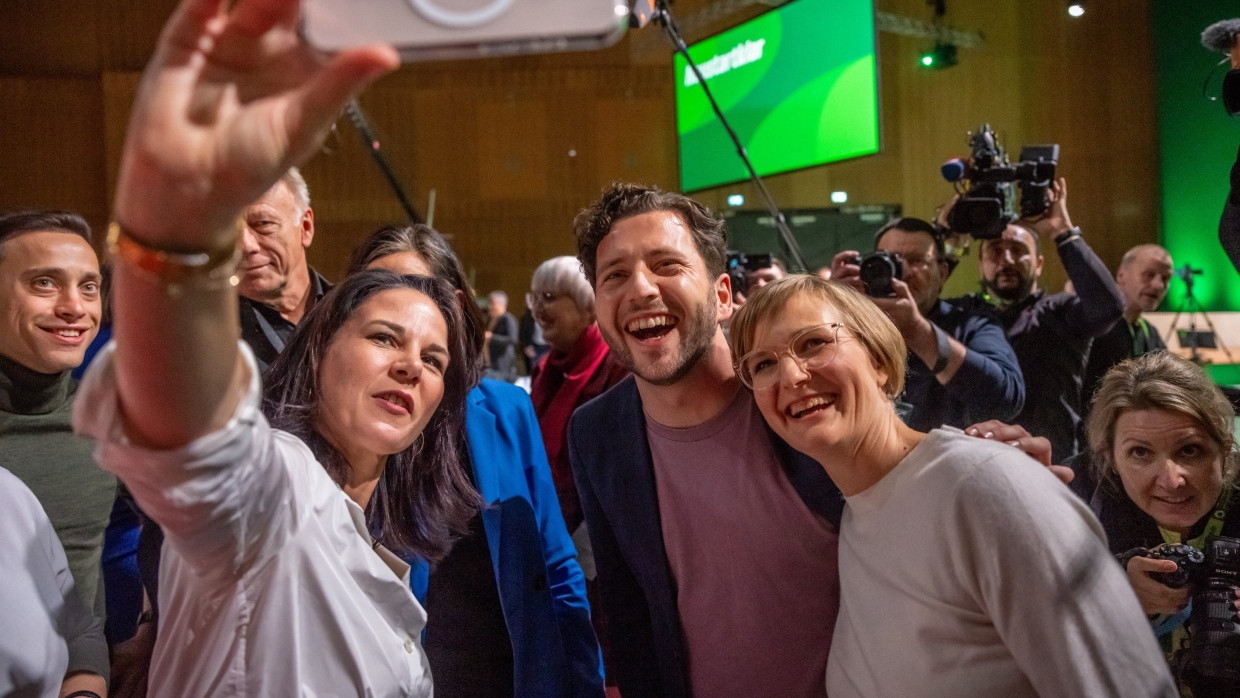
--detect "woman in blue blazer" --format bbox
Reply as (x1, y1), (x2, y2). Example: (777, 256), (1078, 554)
(350, 225), (603, 698)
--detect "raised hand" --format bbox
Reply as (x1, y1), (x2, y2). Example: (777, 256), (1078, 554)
(1020, 177), (1074, 240)
(965, 419), (1073, 485)
(113, 0), (398, 247)
(829, 250), (864, 293)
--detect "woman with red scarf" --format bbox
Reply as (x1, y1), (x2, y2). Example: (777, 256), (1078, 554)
(528, 256), (629, 534)
(528, 256), (628, 689)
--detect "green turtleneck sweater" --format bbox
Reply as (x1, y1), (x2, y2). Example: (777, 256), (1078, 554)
(0, 352), (116, 627)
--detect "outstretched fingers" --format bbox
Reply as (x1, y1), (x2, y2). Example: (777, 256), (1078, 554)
(229, 0), (308, 39)
(159, 0), (229, 56)
(283, 45), (399, 162)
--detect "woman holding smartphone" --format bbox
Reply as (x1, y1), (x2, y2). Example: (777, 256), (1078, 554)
(67, 0), (474, 694)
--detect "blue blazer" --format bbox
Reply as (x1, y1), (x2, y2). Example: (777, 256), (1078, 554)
(568, 377), (844, 698)
(411, 378), (604, 697)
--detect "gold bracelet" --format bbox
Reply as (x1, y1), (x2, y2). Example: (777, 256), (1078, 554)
(107, 222), (241, 298)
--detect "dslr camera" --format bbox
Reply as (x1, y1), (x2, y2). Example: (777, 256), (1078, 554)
(1141, 537), (1240, 683)
(849, 251), (903, 298)
(727, 251), (771, 297)
(940, 124), (1059, 239)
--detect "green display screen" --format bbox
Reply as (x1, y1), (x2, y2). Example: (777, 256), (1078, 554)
(674, 0), (879, 192)
(1150, 2), (1240, 313)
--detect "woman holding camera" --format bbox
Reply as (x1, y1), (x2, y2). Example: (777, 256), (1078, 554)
(1081, 351), (1240, 696)
(729, 275), (1173, 697)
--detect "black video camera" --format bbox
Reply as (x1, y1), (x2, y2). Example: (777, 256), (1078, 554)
(941, 124), (1059, 239)
(1142, 538), (1240, 683)
(848, 251), (903, 298)
(727, 251), (771, 297)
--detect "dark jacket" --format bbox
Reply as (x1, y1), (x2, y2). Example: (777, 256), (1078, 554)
(486, 312), (520, 382)
(1081, 318), (1166, 416)
(410, 379), (604, 697)
(1220, 144), (1240, 276)
(902, 299), (1024, 431)
(238, 268), (332, 374)
(567, 377), (844, 698)
(954, 233), (1124, 461)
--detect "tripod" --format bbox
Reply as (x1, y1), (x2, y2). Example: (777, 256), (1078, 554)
(1165, 267), (1235, 364)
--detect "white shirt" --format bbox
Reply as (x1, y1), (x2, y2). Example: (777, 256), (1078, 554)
(0, 466), (104, 698)
(828, 428), (1175, 698)
(74, 344), (433, 697)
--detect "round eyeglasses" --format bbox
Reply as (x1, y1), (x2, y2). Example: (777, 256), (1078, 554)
(734, 323), (846, 391)
(525, 290), (563, 309)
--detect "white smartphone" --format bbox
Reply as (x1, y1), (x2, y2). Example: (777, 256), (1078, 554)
(301, 0), (631, 62)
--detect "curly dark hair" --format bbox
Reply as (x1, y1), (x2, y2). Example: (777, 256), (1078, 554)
(262, 269), (480, 562)
(573, 183), (728, 287)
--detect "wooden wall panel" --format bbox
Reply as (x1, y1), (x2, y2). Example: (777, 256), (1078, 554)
(101, 72), (142, 200)
(97, 0), (179, 72)
(0, 77), (108, 235)
(0, 0), (1161, 308)
(0, 2), (102, 77)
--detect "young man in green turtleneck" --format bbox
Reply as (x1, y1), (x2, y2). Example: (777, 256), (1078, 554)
(0, 210), (114, 690)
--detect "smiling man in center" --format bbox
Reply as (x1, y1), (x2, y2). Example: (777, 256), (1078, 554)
(566, 183), (845, 698)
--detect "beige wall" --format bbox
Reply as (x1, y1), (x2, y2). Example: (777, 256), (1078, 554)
(0, 0), (1157, 303)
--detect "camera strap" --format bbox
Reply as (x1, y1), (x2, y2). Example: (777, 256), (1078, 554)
(1125, 318), (1156, 358)
(1158, 486), (1232, 549)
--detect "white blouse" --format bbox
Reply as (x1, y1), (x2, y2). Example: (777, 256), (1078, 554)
(0, 467), (104, 697)
(74, 343), (433, 697)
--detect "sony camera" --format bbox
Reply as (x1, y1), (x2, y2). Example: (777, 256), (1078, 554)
(1143, 538), (1240, 683)
(940, 124), (1059, 239)
(727, 251), (771, 297)
(848, 251), (903, 298)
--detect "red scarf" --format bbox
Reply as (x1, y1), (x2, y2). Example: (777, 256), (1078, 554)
(530, 323), (612, 488)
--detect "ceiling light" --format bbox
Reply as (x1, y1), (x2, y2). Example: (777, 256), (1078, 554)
(919, 42), (958, 70)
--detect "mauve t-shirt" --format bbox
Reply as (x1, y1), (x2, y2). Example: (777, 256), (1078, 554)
(647, 388), (840, 698)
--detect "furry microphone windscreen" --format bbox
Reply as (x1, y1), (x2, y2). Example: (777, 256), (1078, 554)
(1202, 18), (1240, 53)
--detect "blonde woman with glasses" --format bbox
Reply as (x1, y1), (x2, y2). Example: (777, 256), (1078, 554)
(729, 275), (1175, 697)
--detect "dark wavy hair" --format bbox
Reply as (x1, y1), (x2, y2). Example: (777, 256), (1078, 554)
(347, 224), (485, 389)
(573, 183), (728, 287)
(262, 269), (480, 562)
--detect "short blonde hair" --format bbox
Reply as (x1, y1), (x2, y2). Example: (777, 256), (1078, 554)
(730, 275), (907, 399)
(1086, 351), (1238, 485)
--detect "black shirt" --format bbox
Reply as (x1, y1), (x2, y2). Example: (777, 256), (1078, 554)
(238, 268), (332, 374)
(423, 450), (514, 697)
(1081, 317), (1166, 414)
(901, 299), (1024, 431)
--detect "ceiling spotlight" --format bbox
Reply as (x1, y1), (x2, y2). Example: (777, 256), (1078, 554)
(919, 42), (958, 70)
(1068, 2), (1085, 17)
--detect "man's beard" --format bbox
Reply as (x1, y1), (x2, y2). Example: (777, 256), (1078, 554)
(984, 272), (1035, 303)
(600, 292), (719, 387)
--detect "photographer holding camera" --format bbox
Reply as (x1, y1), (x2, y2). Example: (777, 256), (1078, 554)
(954, 177), (1124, 461)
(830, 217), (1024, 431)
(1079, 352), (1240, 697)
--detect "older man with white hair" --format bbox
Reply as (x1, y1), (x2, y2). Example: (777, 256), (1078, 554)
(237, 167), (331, 372)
